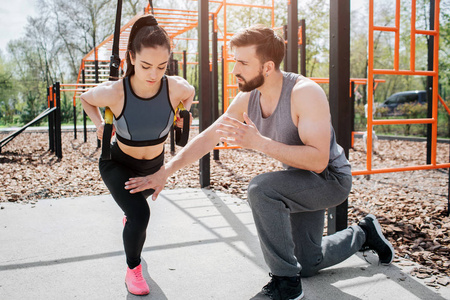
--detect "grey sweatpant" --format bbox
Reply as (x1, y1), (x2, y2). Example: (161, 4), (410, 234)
(247, 166), (365, 277)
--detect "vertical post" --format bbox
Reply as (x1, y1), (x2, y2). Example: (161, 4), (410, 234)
(283, 25), (288, 71)
(82, 68), (87, 143)
(221, 46), (225, 115)
(170, 124), (175, 154)
(73, 90), (77, 140)
(199, 0), (211, 187)
(48, 86), (55, 151)
(183, 50), (187, 80)
(426, 0), (435, 164)
(328, 0), (351, 234)
(300, 19), (306, 76)
(287, 0), (298, 73)
(212, 14), (220, 161)
(54, 82), (63, 159)
(95, 47), (101, 149)
(169, 52), (176, 154)
(351, 81), (355, 135)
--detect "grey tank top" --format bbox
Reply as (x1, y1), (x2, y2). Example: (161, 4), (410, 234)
(247, 71), (351, 174)
(114, 75), (175, 147)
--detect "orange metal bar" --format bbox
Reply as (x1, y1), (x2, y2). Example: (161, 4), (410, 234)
(214, 145), (241, 150)
(271, 0), (275, 28)
(411, 0), (416, 71)
(153, 7), (197, 13)
(416, 29), (438, 36)
(394, 0), (400, 70)
(352, 163), (450, 176)
(48, 86), (52, 108)
(367, 0), (375, 171)
(431, 1), (440, 165)
(373, 26), (397, 32)
(61, 83), (99, 87)
(221, 3), (273, 9)
(373, 69), (436, 76)
(438, 95), (450, 115)
(61, 89), (90, 92)
(372, 118), (435, 125)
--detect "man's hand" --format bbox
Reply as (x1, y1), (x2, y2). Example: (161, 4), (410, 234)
(216, 112), (265, 150)
(124, 166), (168, 201)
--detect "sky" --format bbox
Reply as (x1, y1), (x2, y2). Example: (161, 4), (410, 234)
(0, 0), (366, 56)
(0, 0), (38, 55)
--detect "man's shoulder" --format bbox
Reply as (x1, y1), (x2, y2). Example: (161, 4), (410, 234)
(292, 76), (325, 97)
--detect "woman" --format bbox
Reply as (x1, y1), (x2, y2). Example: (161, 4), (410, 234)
(81, 15), (194, 296)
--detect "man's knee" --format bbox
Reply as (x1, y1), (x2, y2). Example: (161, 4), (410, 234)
(247, 173), (272, 206)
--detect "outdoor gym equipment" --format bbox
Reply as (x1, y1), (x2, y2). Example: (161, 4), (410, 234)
(0, 83), (62, 158)
(0, 107), (56, 154)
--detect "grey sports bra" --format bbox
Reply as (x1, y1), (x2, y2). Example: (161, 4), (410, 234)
(113, 76), (175, 146)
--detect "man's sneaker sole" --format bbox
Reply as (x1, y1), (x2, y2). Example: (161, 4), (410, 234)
(290, 291), (304, 300)
(366, 214), (395, 265)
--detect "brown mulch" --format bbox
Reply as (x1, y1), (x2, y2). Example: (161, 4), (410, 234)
(1, 129), (449, 287)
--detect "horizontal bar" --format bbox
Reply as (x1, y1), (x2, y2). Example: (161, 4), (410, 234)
(60, 83), (99, 87)
(60, 89), (89, 92)
(352, 163), (450, 176)
(213, 145), (241, 150)
(373, 69), (437, 76)
(373, 26), (398, 32)
(372, 118), (435, 125)
(415, 29), (438, 36)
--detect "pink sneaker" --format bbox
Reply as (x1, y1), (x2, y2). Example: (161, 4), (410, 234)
(125, 264), (149, 295)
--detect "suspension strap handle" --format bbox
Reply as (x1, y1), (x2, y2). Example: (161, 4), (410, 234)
(174, 103), (190, 147)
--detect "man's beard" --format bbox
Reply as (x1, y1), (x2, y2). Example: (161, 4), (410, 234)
(236, 70), (265, 92)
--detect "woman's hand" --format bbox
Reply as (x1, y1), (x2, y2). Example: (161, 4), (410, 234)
(124, 166), (168, 201)
(96, 122), (115, 141)
(175, 110), (193, 128)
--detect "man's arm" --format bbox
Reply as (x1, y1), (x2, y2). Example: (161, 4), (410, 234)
(217, 80), (330, 173)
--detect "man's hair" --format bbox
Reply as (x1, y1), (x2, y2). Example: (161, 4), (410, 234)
(230, 25), (285, 70)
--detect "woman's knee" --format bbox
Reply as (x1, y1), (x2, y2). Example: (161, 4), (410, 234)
(127, 204), (150, 229)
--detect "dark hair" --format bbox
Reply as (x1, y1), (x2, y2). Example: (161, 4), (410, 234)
(125, 15), (171, 77)
(230, 25), (285, 70)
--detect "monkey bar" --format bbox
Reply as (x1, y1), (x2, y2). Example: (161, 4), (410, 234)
(359, 0), (449, 176)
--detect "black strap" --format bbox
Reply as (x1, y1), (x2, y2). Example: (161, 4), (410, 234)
(149, 0), (154, 15)
(110, 0), (122, 79)
(101, 0), (123, 160)
(175, 110), (190, 147)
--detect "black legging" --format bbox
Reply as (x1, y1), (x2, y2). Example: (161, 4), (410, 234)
(99, 142), (164, 269)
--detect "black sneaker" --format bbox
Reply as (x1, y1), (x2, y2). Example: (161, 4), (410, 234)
(359, 214), (395, 265)
(254, 273), (304, 300)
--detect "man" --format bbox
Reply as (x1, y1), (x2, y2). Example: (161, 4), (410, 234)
(125, 25), (395, 300)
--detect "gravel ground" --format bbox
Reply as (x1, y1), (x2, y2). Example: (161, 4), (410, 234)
(1, 129), (449, 288)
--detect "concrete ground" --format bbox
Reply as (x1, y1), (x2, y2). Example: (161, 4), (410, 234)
(1, 188), (449, 300)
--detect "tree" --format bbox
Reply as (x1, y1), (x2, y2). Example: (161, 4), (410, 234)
(0, 53), (17, 125)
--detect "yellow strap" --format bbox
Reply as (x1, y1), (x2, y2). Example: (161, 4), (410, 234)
(104, 107), (114, 125)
